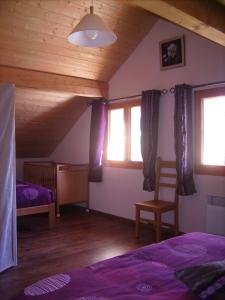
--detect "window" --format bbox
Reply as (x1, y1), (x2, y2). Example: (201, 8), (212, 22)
(105, 100), (143, 168)
(195, 87), (225, 176)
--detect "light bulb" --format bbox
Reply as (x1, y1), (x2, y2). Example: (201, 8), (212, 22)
(84, 30), (98, 40)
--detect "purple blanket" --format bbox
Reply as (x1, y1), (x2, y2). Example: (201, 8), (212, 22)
(16, 181), (53, 209)
(13, 232), (225, 300)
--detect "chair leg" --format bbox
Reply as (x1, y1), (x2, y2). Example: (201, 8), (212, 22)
(135, 207), (140, 238)
(155, 212), (161, 243)
(174, 206), (179, 236)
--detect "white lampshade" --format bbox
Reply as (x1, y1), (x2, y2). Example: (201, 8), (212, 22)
(68, 6), (117, 48)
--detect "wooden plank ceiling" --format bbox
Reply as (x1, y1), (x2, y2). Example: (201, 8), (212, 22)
(0, 65), (108, 98)
(0, 0), (157, 81)
(16, 88), (89, 158)
(0, 0), (158, 158)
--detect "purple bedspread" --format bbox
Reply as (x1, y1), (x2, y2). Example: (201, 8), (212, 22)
(13, 232), (225, 300)
(16, 181), (53, 209)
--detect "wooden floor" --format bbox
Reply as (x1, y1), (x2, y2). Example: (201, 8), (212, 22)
(0, 206), (173, 300)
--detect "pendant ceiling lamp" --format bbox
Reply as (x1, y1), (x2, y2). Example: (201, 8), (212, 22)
(68, 6), (117, 48)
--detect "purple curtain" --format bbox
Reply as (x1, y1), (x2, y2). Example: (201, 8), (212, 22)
(141, 90), (161, 191)
(174, 84), (196, 195)
(88, 99), (108, 182)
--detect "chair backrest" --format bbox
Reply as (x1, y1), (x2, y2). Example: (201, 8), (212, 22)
(154, 157), (178, 204)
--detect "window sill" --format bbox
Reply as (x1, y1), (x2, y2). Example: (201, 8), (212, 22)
(195, 165), (225, 176)
(104, 160), (143, 169)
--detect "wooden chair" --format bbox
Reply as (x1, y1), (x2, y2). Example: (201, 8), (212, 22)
(135, 158), (179, 242)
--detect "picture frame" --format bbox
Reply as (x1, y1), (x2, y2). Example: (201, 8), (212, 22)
(159, 35), (185, 70)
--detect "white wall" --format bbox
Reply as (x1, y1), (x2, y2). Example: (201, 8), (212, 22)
(48, 19), (225, 233)
(50, 106), (91, 164)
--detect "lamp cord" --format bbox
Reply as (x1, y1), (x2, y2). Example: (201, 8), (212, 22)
(90, 0), (94, 14)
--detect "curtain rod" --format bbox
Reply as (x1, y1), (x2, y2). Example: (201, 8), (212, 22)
(193, 80), (225, 89)
(108, 80), (225, 103)
(108, 89), (167, 103)
(87, 80), (225, 106)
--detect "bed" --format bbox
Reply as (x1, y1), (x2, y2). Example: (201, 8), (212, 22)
(24, 161), (89, 216)
(16, 180), (55, 228)
(13, 232), (225, 299)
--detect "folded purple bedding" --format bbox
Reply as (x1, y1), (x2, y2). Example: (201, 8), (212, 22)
(16, 180), (53, 209)
(13, 232), (225, 300)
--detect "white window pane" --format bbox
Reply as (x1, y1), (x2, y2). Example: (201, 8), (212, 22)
(131, 106), (142, 162)
(108, 109), (125, 161)
(203, 96), (225, 166)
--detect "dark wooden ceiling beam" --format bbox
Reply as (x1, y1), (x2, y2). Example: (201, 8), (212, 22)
(0, 65), (108, 98)
(125, 0), (225, 47)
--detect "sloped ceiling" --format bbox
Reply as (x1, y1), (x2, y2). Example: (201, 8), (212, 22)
(0, 0), (158, 158)
(0, 0), (158, 81)
(16, 88), (89, 158)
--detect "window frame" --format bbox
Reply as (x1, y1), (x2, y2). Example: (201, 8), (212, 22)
(195, 87), (225, 176)
(104, 99), (143, 169)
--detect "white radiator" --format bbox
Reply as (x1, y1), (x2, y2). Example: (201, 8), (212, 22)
(207, 196), (225, 236)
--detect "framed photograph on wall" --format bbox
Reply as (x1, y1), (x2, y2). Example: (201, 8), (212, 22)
(160, 35), (185, 70)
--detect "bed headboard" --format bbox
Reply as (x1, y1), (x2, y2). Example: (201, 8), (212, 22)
(24, 161), (56, 191)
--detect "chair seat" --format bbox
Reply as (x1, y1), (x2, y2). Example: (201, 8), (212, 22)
(135, 158), (179, 242)
(136, 199), (175, 210)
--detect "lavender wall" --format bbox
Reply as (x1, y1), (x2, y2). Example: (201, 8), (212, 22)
(51, 106), (91, 163)
(49, 19), (225, 233)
